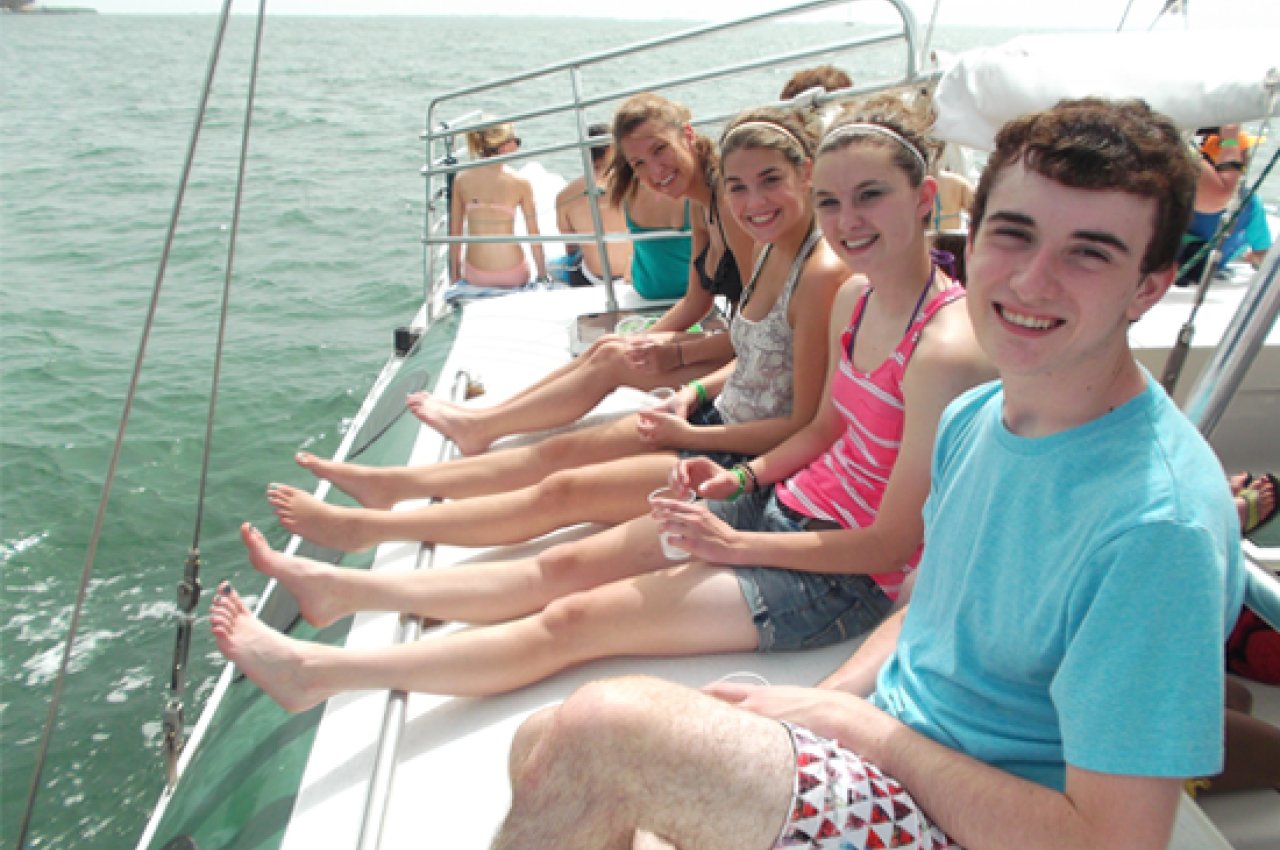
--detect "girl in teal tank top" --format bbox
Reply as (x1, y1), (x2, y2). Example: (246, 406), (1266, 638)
(626, 199), (692, 300)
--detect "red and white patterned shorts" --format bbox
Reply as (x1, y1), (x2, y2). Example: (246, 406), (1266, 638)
(773, 723), (962, 850)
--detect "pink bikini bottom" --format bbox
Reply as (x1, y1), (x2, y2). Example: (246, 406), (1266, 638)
(463, 256), (531, 287)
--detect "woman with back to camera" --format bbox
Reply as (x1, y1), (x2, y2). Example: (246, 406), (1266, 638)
(450, 121), (547, 288)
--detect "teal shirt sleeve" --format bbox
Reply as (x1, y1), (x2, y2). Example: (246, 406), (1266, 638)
(1051, 521), (1227, 779)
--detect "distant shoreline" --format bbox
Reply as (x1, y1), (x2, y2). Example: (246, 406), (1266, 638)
(2, 6), (98, 13)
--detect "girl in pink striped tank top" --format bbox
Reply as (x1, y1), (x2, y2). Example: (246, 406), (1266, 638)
(661, 96), (996, 651)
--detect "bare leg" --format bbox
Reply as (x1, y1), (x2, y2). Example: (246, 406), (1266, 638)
(210, 563), (757, 709)
(270, 452), (676, 552)
(298, 414), (658, 506)
(407, 335), (727, 456)
(241, 512), (678, 627)
(491, 676), (794, 850)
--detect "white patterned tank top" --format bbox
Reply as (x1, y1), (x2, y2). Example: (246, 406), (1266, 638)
(715, 226), (822, 425)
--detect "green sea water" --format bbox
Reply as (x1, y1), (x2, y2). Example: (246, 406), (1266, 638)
(2, 13), (1276, 850)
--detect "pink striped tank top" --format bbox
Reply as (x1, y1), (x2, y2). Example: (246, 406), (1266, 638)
(776, 282), (966, 600)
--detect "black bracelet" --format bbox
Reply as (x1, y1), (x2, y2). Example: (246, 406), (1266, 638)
(737, 463), (760, 494)
(677, 341), (685, 367)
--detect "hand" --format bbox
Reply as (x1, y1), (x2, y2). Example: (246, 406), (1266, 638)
(670, 384), (698, 419)
(703, 683), (884, 750)
(670, 458), (732, 499)
(674, 456), (742, 501)
(624, 334), (681, 374)
(635, 409), (693, 448)
(623, 335), (661, 373)
(651, 497), (744, 564)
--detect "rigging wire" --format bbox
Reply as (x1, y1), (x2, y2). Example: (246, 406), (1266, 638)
(1116, 0), (1139, 30)
(16, 1), (236, 846)
(163, 0), (272, 791)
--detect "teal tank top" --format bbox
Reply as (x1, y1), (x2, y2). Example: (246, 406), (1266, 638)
(626, 200), (692, 300)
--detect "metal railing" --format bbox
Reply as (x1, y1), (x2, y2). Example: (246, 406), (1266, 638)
(420, 0), (927, 319)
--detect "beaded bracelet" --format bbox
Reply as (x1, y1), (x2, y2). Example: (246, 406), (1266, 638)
(690, 380), (709, 406)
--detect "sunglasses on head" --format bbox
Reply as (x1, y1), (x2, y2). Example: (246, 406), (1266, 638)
(485, 137), (522, 156)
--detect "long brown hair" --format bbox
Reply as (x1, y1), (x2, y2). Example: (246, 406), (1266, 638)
(608, 92), (717, 208)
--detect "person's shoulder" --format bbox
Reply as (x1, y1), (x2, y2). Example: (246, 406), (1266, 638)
(912, 294), (994, 384)
(829, 274), (871, 321)
(557, 176), (586, 203)
(508, 167), (536, 191)
(801, 240), (854, 287)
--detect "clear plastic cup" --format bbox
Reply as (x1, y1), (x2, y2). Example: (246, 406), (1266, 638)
(643, 387), (676, 410)
(649, 485), (697, 560)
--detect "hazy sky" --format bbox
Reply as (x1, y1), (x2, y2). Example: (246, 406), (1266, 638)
(69, 0), (1280, 30)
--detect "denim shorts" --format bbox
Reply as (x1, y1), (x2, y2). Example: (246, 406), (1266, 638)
(677, 401), (753, 471)
(709, 488), (893, 652)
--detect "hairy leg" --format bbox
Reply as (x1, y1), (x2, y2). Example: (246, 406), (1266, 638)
(242, 511), (679, 627)
(212, 563), (756, 709)
(491, 676), (793, 850)
(298, 414), (657, 507)
(270, 452), (676, 552)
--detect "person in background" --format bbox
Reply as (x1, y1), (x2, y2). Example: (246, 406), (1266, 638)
(556, 122), (632, 288)
(1175, 124), (1263, 286)
(481, 98), (1245, 850)
(930, 167), (974, 232)
(450, 121), (547, 287)
(779, 64), (851, 101)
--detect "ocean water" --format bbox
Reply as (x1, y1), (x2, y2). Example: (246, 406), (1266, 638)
(1, 13), (1276, 850)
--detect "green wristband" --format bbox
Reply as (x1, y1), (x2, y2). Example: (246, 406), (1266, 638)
(727, 466), (746, 501)
(1219, 138), (1240, 147)
(690, 380), (709, 406)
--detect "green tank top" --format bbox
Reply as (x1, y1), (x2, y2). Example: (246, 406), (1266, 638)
(626, 200), (692, 300)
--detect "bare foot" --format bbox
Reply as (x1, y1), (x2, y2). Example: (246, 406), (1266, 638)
(405, 391), (493, 456)
(267, 483), (387, 553)
(1238, 475), (1277, 533)
(295, 453), (401, 510)
(240, 523), (349, 628)
(1229, 472), (1252, 495)
(209, 583), (333, 713)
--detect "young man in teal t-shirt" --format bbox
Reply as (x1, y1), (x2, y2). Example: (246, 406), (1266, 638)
(487, 99), (1247, 850)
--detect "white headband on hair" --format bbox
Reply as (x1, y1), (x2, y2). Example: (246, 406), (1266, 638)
(820, 123), (927, 173)
(722, 120), (809, 156)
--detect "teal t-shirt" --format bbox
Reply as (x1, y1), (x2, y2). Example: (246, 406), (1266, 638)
(873, 377), (1245, 790)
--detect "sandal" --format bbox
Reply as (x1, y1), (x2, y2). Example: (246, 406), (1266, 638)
(1241, 473), (1279, 535)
